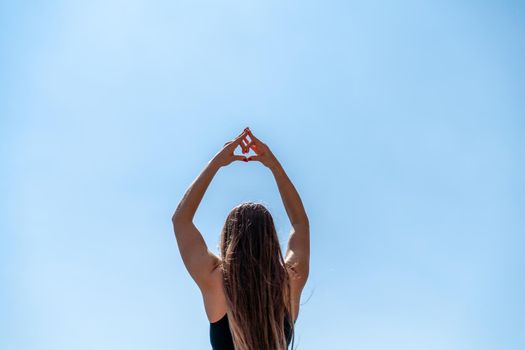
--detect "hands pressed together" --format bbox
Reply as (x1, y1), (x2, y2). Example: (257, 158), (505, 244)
(212, 127), (278, 169)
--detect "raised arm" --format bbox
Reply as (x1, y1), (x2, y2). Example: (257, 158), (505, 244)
(172, 159), (222, 290)
(244, 128), (310, 288)
(172, 129), (250, 290)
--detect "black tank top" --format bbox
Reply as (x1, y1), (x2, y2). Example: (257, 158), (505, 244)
(210, 313), (293, 350)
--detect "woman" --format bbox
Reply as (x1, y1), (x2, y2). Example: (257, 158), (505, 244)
(172, 127), (310, 350)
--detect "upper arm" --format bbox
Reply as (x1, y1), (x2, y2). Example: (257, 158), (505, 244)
(284, 223), (310, 289)
(172, 219), (220, 290)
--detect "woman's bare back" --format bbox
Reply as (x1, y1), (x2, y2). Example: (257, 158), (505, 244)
(202, 258), (304, 324)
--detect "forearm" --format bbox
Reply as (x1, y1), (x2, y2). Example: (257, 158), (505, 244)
(173, 158), (221, 223)
(270, 161), (309, 227)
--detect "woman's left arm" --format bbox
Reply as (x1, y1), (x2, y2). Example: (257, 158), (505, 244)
(172, 129), (251, 290)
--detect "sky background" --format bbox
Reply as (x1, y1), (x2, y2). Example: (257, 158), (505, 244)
(1, 1), (524, 349)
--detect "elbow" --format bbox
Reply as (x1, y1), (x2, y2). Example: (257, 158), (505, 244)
(171, 212), (183, 229)
(172, 212), (191, 228)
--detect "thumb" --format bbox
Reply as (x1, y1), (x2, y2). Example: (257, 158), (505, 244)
(246, 155), (260, 162)
(233, 155), (249, 162)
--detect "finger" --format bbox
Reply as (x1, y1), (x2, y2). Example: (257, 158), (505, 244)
(242, 129), (259, 150)
(239, 127), (250, 137)
(244, 140), (252, 149)
(245, 128), (259, 142)
(240, 138), (250, 153)
(235, 128), (249, 140)
(242, 138), (258, 153)
(231, 129), (248, 143)
(246, 155), (260, 162)
(228, 131), (248, 151)
(242, 132), (254, 153)
(245, 132), (263, 153)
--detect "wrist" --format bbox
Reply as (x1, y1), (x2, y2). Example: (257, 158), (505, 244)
(269, 160), (283, 173)
(208, 156), (223, 170)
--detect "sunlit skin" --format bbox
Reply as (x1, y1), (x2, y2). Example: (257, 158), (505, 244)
(208, 127), (262, 165)
(172, 127), (310, 326)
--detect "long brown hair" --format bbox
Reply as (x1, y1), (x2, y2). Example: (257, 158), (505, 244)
(220, 201), (295, 350)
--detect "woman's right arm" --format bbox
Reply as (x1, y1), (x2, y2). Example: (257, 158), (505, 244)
(244, 128), (310, 288)
(270, 160), (310, 285)
(270, 160), (309, 228)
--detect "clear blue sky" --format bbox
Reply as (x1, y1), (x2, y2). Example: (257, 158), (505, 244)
(1, 1), (524, 349)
